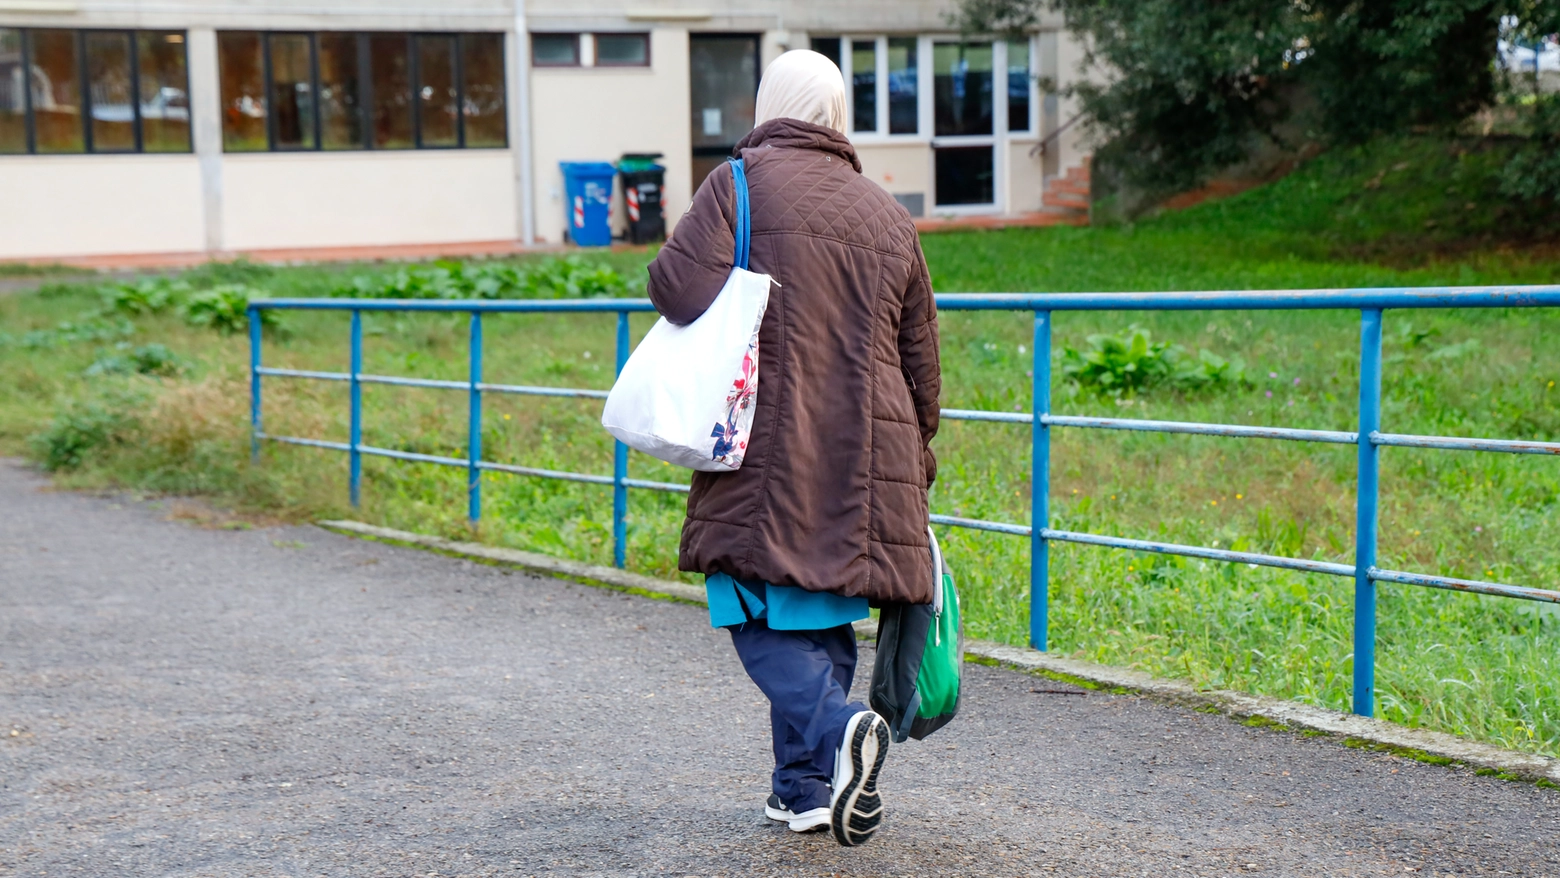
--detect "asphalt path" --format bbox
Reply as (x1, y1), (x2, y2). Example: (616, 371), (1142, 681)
(1, 461), (1556, 877)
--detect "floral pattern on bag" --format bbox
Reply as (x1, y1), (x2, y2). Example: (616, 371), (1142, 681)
(710, 332), (760, 467)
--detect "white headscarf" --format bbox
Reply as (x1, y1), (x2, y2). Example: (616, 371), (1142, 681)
(753, 49), (848, 134)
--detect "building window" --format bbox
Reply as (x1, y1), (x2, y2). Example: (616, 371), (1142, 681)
(935, 144), (994, 205)
(595, 33), (649, 67)
(1007, 39), (1031, 133)
(813, 36), (920, 138)
(888, 37), (918, 135)
(139, 32), (191, 152)
(0, 28), (189, 155)
(416, 34), (458, 147)
(851, 39), (877, 134)
(367, 34), (413, 149)
(85, 31), (135, 151)
(1, 29), (24, 153)
(934, 41), (993, 137)
(532, 33), (579, 67)
(219, 30), (507, 152)
(318, 32), (361, 150)
(218, 31), (265, 151)
(461, 34), (507, 147)
(810, 36), (841, 72)
(268, 33), (316, 150)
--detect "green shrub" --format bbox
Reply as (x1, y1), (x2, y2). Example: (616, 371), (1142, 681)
(332, 256), (640, 301)
(28, 389), (145, 471)
(181, 285), (278, 335)
(1060, 326), (1247, 396)
(100, 278), (191, 316)
(84, 343), (188, 378)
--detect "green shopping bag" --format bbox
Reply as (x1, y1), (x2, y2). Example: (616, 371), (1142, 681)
(870, 528), (963, 742)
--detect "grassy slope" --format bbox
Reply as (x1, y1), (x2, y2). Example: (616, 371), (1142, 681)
(1, 136), (1556, 755)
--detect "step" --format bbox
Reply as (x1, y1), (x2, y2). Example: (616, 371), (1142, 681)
(1047, 177), (1090, 196)
(1043, 191), (1090, 210)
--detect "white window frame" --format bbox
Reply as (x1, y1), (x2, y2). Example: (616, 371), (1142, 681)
(929, 36), (1002, 212)
(821, 32), (1044, 214)
(1006, 35), (1039, 138)
(837, 35), (927, 143)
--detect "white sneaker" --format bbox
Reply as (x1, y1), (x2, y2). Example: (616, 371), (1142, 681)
(765, 793), (830, 832)
(829, 710), (889, 846)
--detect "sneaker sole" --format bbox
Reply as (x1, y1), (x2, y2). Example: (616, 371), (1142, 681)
(831, 714), (888, 846)
(787, 809), (830, 833)
(766, 803), (829, 832)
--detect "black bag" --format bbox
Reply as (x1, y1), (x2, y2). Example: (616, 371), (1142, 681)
(870, 529), (963, 743)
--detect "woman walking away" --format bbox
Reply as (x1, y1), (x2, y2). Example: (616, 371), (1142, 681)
(646, 49), (941, 847)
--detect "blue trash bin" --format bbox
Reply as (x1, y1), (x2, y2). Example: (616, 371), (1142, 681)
(559, 161), (617, 247)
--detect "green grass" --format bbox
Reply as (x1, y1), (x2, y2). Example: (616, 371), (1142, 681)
(1, 137), (1557, 757)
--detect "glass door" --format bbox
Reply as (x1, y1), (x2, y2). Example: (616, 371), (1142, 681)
(688, 33), (759, 190)
(932, 40), (995, 207)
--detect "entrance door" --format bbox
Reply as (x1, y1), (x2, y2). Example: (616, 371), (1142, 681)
(932, 41), (996, 207)
(689, 34), (760, 191)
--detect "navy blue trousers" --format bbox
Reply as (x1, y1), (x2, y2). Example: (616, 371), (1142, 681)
(727, 620), (865, 813)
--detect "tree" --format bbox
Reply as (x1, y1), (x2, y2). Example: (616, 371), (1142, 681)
(955, 0), (1555, 205)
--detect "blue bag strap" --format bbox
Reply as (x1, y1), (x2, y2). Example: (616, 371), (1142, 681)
(728, 157), (751, 271)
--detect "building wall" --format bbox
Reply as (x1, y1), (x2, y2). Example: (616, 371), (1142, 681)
(0, 0), (1096, 261)
(1051, 28), (1093, 177)
(221, 151), (518, 251)
(0, 156), (205, 259)
(527, 26), (692, 245)
(0, 0), (514, 32)
(855, 142), (932, 215)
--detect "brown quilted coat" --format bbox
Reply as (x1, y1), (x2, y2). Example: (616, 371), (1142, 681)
(646, 118), (941, 605)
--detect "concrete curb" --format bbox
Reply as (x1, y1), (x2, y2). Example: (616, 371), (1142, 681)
(318, 519), (1560, 787)
(317, 520), (709, 604)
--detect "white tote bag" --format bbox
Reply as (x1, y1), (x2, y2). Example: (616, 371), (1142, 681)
(601, 159), (773, 472)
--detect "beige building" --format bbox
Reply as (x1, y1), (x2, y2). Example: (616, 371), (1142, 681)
(0, 0), (1091, 262)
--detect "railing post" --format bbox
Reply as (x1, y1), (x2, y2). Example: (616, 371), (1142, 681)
(248, 306), (261, 461)
(613, 310), (631, 569)
(349, 309), (363, 508)
(468, 311), (483, 523)
(1032, 310), (1052, 651)
(1353, 308), (1383, 717)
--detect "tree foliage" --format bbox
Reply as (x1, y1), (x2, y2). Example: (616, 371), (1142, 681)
(955, 0), (1560, 203)
(1062, 0), (1297, 197)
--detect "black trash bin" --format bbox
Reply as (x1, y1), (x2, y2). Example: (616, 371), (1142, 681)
(617, 153), (667, 245)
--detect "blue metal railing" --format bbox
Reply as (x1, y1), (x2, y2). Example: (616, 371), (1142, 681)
(248, 284), (1560, 718)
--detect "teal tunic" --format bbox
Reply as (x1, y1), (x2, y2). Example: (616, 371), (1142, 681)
(705, 572), (869, 631)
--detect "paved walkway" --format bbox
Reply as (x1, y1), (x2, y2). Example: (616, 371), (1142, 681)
(1, 462), (1556, 877)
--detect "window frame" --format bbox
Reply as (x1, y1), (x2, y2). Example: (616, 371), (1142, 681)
(808, 34), (1042, 212)
(215, 29), (507, 153)
(530, 32), (581, 68)
(818, 35), (928, 142)
(847, 37), (880, 135)
(1006, 36), (1036, 135)
(592, 32), (650, 68)
(458, 32), (510, 149)
(83, 29), (141, 154)
(1, 26), (191, 156)
(886, 35), (919, 136)
(930, 37), (1002, 211)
